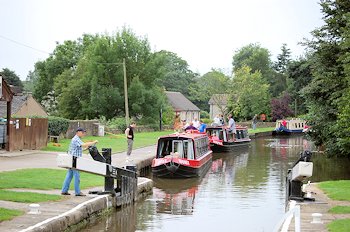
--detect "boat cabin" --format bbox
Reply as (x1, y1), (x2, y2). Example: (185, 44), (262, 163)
(274, 118), (306, 134)
(156, 133), (210, 160)
(206, 126), (249, 142)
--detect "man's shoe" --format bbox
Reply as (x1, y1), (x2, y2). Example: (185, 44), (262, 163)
(61, 192), (71, 195)
(75, 193), (86, 196)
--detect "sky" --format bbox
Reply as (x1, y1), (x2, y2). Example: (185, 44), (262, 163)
(0, 0), (324, 80)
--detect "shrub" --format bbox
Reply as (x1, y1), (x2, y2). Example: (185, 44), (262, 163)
(48, 116), (69, 136)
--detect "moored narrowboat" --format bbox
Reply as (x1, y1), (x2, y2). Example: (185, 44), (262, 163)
(273, 118), (307, 135)
(206, 125), (251, 152)
(151, 131), (212, 178)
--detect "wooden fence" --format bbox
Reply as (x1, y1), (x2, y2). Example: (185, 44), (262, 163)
(9, 118), (48, 151)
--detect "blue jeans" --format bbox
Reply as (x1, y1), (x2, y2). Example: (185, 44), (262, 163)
(61, 169), (81, 194)
(252, 123), (256, 130)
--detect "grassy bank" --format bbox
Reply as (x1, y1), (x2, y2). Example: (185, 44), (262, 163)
(0, 208), (23, 222)
(318, 180), (350, 232)
(0, 168), (104, 203)
(42, 130), (173, 152)
(248, 127), (274, 134)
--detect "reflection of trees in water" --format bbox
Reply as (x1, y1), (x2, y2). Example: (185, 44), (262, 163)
(311, 154), (350, 182)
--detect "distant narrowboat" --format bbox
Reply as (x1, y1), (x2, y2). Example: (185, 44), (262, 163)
(151, 131), (212, 178)
(273, 118), (307, 135)
(206, 126), (251, 152)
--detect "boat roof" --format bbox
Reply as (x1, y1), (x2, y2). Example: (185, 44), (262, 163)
(276, 118), (306, 123)
(206, 125), (248, 130)
(158, 131), (208, 140)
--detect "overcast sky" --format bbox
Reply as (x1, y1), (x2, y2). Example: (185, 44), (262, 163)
(0, 0), (324, 80)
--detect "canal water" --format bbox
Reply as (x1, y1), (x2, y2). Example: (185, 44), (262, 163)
(81, 136), (350, 232)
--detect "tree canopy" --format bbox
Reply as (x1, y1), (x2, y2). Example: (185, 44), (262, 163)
(0, 68), (23, 90)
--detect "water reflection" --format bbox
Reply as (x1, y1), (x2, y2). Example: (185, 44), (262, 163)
(80, 136), (350, 232)
(152, 178), (202, 215)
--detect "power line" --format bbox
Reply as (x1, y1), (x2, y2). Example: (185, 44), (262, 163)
(0, 34), (50, 54)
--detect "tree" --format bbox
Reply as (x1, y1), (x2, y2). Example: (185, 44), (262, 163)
(188, 69), (230, 111)
(303, 0), (350, 156)
(286, 57), (313, 115)
(145, 50), (197, 97)
(22, 70), (38, 93)
(232, 43), (272, 79)
(227, 66), (270, 120)
(34, 35), (97, 102)
(273, 43), (291, 74)
(270, 44), (292, 97)
(270, 93), (294, 121)
(0, 68), (23, 90)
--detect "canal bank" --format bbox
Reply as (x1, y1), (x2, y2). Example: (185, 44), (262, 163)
(0, 146), (157, 232)
(2, 131), (347, 231)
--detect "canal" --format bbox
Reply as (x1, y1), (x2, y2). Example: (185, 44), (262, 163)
(81, 136), (350, 232)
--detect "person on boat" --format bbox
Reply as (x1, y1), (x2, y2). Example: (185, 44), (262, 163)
(252, 114), (258, 130)
(182, 120), (189, 130)
(281, 118), (287, 128)
(185, 122), (197, 131)
(198, 120), (207, 133)
(227, 114), (236, 140)
(192, 118), (200, 129)
(212, 115), (221, 126)
(173, 113), (182, 132)
(219, 114), (225, 126)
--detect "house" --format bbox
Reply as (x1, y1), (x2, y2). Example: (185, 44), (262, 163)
(165, 91), (200, 122)
(0, 93), (48, 118)
(208, 94), (229, 119)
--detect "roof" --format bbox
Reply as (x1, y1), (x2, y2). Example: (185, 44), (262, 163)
(165, 91), (200, 111)
(159, 131), (207, 140)
(0, 94), (32, 117)
(208, 94), (229, 105)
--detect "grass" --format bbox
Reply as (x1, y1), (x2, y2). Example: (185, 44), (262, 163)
(0, 208), (23, 222)
(42, 130), (173, 153)
(319, 181), (350, 232)
(327, 219), (350, 232)
(0, 190), (62, 203)
(248, 127), (275, 134)
(329, 206), (350, 214)
(318, 180), (350, 201)
(0, 168), (104, 190)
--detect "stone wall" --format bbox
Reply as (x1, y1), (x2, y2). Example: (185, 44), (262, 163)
(65, 120), (100, 138)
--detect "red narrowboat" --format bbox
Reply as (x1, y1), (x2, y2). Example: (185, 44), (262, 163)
(206, 125), (251, 152)
(151, 131), (212, 178)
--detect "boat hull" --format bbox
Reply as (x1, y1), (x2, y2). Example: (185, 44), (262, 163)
(152, 156), (212, 178)
(210, 140), (250, 152)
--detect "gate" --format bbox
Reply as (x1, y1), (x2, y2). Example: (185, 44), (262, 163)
(8, 118), (48, 151)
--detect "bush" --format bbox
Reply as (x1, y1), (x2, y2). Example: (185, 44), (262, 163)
(105, 117), (128, 131)
(48, 116), (69, 136)
(200, 111), (210, 119)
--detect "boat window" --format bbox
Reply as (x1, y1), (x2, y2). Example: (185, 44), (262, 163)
(186, 140), (194, 159)
(172, 140), (183, 158)
(157, 139), (172, 158)
(219, 130), (224, 140)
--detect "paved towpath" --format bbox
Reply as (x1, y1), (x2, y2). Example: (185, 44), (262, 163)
(0, 146), (157, 232)
(0, 145), (157, 172)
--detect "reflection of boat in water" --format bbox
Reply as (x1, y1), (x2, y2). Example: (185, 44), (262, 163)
(152, 131), (212, 178)
(272, 118), (307, 135)
(206, 126), (251, 152)
(152, 175), (207, 215)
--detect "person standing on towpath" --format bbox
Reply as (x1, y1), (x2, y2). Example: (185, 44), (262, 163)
(61, 127), (98, 196)
(125, 122), (136, 162)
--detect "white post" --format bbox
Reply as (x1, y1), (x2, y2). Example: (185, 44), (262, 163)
(294, 205), (301, 232)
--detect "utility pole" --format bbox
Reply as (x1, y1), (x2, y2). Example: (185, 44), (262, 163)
(295, 99), (297, 117)
(123, 58), (129, 126)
